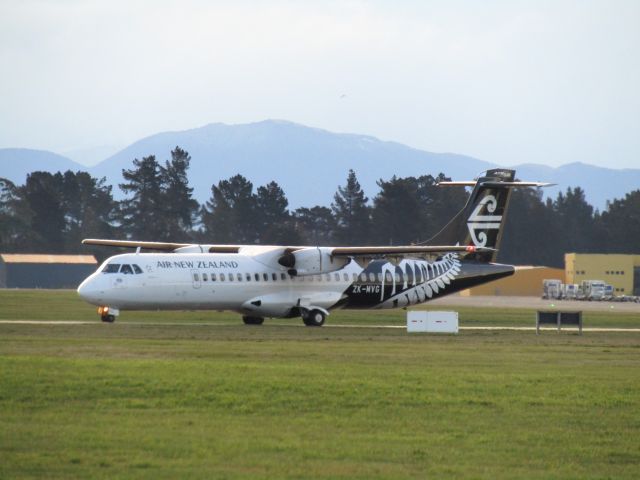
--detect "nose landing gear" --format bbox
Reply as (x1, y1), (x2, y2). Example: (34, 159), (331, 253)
(242, 316), (265, 325)
(98, 306), (119, 323)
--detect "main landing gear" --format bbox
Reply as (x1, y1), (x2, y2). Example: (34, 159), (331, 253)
(240, 308), (327, 327)
(242, 316), (265, 325)
(302, 309), (326, 327)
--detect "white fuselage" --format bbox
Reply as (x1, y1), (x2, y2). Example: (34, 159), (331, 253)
(78, 252), (362, 317)
(77, 248), (488, 319)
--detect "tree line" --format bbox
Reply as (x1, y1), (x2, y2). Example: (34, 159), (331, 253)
(1, 146), (639, 266)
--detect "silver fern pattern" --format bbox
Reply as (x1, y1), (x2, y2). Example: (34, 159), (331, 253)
(378, 253), (461, 308)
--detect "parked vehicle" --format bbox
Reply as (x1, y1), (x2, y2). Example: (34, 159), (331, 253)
(542, 279), (563, 300)
(563, 283), (579, 300)
(581, 280), (606, 301)
(603, 284), (615, 301)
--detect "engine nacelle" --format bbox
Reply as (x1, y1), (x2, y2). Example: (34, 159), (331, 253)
(278, 247), (349, 276)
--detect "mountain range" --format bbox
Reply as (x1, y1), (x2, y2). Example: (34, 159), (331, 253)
(1, 120), (638, 210)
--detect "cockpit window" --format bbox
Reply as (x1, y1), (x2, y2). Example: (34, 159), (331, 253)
(120, 264), (134, 275)
(102, 263), (143, 274)
(103, 263), (121, 273)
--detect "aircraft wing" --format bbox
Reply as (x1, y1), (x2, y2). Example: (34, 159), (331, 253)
(82, 238), (191, 251)
(82, 239), (492, 261)
(82, 239), (193, 250)
(82, 238), (246, 254)
(81, 238), (244, 253)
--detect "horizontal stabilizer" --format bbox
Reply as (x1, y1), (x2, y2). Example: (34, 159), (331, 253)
(437, 181), (555, 188)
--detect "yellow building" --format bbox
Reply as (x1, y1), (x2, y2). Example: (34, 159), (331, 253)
(565, 253), (640, 296)
(460, 266), (565, 296)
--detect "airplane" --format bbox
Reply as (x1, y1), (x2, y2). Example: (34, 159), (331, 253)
(77, 169), (551, 326)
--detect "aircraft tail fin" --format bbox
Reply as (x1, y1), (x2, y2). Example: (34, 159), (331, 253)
(425, 169), (551, 262)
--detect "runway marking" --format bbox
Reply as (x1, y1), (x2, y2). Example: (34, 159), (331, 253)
(1, 320), (639, 332)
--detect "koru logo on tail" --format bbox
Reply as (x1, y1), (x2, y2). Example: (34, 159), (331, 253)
(467, 195), (502, 247)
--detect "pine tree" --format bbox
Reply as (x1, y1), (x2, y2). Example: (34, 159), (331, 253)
(202, 174), (258, 243)
(371, 176), (420, 245)
(160, 147), (199, 241)
(255, 181), (299, 244)
(293, 206), (337, 245)
(15, 172), (66, 252)
(118, 155), (164, 239)
(0, 178), (28, 252)
(553, 187), (595, 253)
(331, 170), (371, 245)
(418, 173), (468, 239)
(598, 190), (640, 253)
(498, 188), (563, 266)
(60, 171), (117, 250)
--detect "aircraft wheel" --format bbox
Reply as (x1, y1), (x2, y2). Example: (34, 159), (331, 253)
(101, 314), (116, 323)
(242, 316), (264, 325)
(303, 309), (325, 327)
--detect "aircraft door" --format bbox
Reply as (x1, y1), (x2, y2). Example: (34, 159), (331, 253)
(191, 270), (202, 289)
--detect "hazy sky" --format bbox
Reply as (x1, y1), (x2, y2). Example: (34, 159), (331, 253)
(1, 0), (639, 168)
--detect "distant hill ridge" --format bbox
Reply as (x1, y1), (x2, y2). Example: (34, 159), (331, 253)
(2, 120), (639, 209)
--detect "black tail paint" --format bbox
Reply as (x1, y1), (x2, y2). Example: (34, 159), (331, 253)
(426, 169), (516, 262)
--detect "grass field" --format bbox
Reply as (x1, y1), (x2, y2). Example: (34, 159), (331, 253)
(1, 290), (639, 478)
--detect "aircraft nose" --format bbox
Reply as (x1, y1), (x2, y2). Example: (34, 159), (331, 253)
(77, 277), (101, 303)
(77, 279), (90, 298)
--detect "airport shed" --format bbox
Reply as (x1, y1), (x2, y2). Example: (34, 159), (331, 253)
(565, 253), (640, 296)
(0, 254), (98, 289)
(460, 266), (565, 296)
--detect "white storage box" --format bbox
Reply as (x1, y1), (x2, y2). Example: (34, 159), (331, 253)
(407, 311), (459, 333)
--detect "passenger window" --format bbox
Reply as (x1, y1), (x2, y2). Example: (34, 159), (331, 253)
(193, 273), (199, 282)
(395, 274), (401, 282)
(255, 273), (260, 281)
(203, 273), (208, 281)
(281, 273), (286, 280)
(334, 273), (340, 281)
(326, 274), (331, 281)
(360, 273), (367, 282)
(263, 273), (268, 281)
(246, 273), (251, 281)
(120, 264), (134, 275)
(103, 263), (120, 273)
(228, 273), (233, 282)
(272, 273), (277, 281)
(133, 264), (143, 274)
(385, 272), (393, 283)
(343, 273), (349, 282)
(237, 273), (242, 282)
(211, 273), (217, 281)
(352, 273), (358, 282)
(220, 273), (225, 281)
